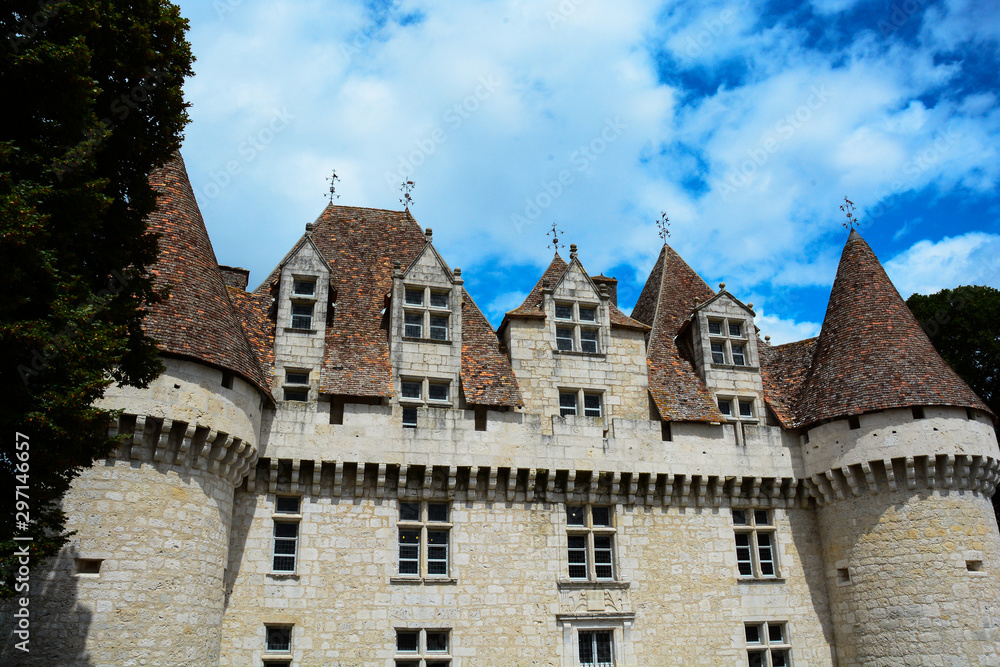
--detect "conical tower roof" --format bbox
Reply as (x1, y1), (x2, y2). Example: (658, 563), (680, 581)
(143, 155), (269, 394)
(632, 244), (723, 422)
(795, 230), (990, 427)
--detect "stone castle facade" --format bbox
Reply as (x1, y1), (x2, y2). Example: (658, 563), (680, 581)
(5, 155), (1000, 666)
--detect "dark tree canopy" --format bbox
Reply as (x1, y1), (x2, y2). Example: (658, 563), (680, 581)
(0, 1), (193, 596)
(906, 285), (1000, 418)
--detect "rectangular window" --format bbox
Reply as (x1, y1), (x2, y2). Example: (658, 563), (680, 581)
(566, 505), (616, 581)
(405, 289), (424, 306)
(560, 392), (578, 417)
(265, 625), (292, 653)
(272, 497), (300, 572)
(733, 509), (778, 579)
(285, 371), (309, 385)
(745, 622), (790, 667)
(291, 303), (313, 329)
(283, 389), (308, 402)
(579, 306), (597, 322)
(718, 399), (732, 416)
(580, 329), (598, 353)
(556, 327), (575, 351)
(708, 320), (723, 335)
(556, 303), (574, 319)
(404, 312), (423, 338)
(397, 501), (451, 578)
(428, 382), (449, 402)
(292, 279), (316, 297)
(430, 291), (449, 308)
(402, 407), (418, 429)
(429, 315), (448, 341)
(739, 400), (754, 418)
(395, 628), (452, 666)
(584, 393), (602, 417)
(729, 322), (743, 337)
(732, 344), (747, 366)
(711, 342), (726, 364)
(402, 381), (422, 400)
(579, 630), (614, 666)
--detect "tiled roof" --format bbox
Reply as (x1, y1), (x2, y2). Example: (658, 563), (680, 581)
(758, 337), (817, 428)
(503, 254), (648, 330)
(227, 288), (275, 382)
(144, 155), (270, 395)
(461, 290), (523, 407)
(794, 230), (990, 427)
(254, 205), (523, 402)
(505, 253), (569, 319)
(631, 244), (724, 422)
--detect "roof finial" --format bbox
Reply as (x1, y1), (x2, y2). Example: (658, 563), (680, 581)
(400, 179), (415, 210)
(840, 196), (859, 231)
(569, 243), (578, 260)
(657, 211), (670, 243)
(547, 221), (563, 252)
(326, 169), (341, 202)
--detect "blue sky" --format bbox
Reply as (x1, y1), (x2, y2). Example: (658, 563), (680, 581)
(174, 0), (1000, 343)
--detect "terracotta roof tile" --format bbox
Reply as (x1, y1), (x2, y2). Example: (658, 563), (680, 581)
(461, 290), (522, 407)
(631, 244), (724, 422)
(226, 287), (275, 383)
(758, 337), (817, 427)
(144, 155), (270, 395)
(794, 230), (990, 427)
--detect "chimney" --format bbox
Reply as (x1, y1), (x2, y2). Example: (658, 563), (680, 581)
(218, 265), (250, 291)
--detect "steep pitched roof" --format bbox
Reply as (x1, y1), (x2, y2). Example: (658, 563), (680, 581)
(758, 337), (817, 428)
(631, 244), (724, 422)
(501, 253), (648, 331)
(144, 155), (270, 395)
(461, 290), (523, 407)
(227, 288), (275, 381)
(794, 230), (990, 427)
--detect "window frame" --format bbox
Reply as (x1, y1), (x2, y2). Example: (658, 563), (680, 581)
(271, 496), (301, 574)
(559, 389), (605, 420)
(396, 501), (452, 580)
(706, 316), (751, 367)
(394, 628), (452, 666)
(264, 624), (293, 655)
(733, 508), (779, 580)
(745, 621), (791, 667)
(402, 285), (451, 342)
(552, 301), (602, 355)
(578, 629), (615, 667)
(290, 302), (314, 330)
(566, 504), (617, 582)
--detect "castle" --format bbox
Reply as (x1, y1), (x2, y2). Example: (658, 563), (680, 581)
(6, 154), (1000, 666)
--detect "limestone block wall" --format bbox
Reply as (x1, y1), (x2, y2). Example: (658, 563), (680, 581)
(220, 485), (836, 666)
(817, 488), (1000, 666)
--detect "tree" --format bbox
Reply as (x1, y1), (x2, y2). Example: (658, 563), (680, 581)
(907, 285), (1000, 524)
(0, 1), (193, 596)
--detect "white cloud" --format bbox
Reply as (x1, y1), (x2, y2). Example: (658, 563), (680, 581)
(754, 311), (821, 346)
(884, 232), (1000, 298)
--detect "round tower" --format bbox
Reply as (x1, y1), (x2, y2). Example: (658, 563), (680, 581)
(798, 230), (1000, 665)
(23, 156), (268, 666)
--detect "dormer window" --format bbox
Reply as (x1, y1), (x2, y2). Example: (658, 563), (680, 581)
(707, 318), (750, 367)
(552, 302), (601, 354)
(402, 285), (451, 341)
(292, 279), (316, 297)
(291, 303), (313, 329)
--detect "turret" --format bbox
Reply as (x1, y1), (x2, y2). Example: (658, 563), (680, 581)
(800, 230), (1000, 665)
(24, 155), (269, 666)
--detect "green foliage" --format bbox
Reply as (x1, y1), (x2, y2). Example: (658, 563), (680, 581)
(906, 285), (1000, 417)
(0, 0), (193, 596)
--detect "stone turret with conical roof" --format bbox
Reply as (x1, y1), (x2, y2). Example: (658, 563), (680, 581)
(800, 230), (1000, 666)
(24, 154), (269, 667)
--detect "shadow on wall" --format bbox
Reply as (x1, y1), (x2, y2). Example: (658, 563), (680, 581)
(0, 545), (93, 666)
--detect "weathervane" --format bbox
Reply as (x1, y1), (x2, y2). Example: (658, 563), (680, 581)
(840, 196), (859, 231)
(326, 169), (341, 202)
(657, 211), (670, 242)
(400, 179), (415, 210)
(547, 221), (563, 252)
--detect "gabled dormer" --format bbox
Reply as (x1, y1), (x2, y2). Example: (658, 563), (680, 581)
(546, 245), (610, 357)
(272, 223), (331, 402)
(677, 286), (764, 434)
(389, 228), (464, 423)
